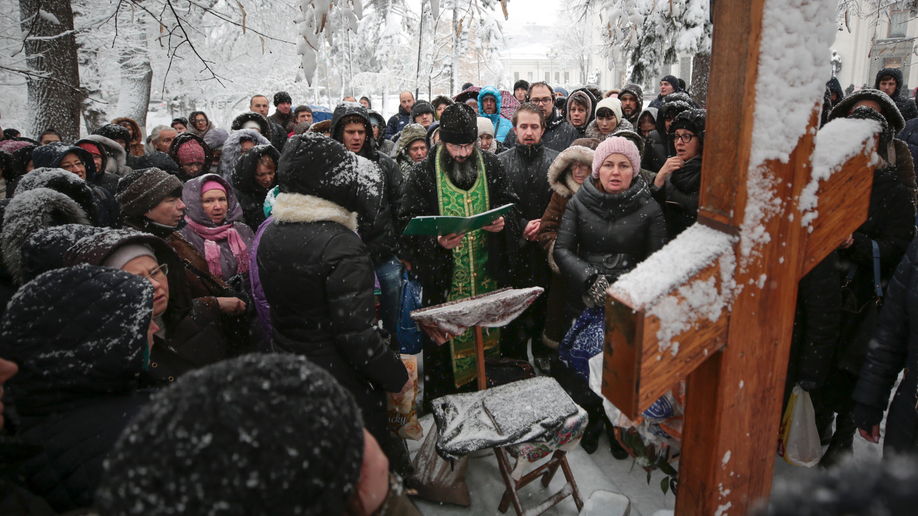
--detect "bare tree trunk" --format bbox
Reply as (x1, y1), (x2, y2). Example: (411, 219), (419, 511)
(20, 0), (82, 140)
(690, 52), (711, 107)
(115, 10), (152, 136)
(450, 7), (459, 95)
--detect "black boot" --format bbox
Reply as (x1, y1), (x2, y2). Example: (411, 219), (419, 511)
(580, 407), (605, 454)
(819, 412), (856, 468)
(605, 419), (630, 460)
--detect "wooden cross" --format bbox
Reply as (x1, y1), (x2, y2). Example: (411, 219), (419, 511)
(601, 2), (879, 515)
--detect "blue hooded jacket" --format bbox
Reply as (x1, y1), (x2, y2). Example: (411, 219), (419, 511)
(478, 86), (512, 143)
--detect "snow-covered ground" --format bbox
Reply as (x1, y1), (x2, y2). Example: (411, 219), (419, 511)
(409, 394), (887, 516)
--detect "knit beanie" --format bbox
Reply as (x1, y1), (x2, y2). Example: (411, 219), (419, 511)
(477, 117), (495, 137)
(274, 91), (292, 106)
(438, 103), (478, 145)
(242, 120), (262, 132)
(201, 180), (226, 194)
(592, 136), (641, 179)
(95, 354), (365, 516)
(116, 168), (184, 218)
(102, 244), (156, 270)
(176, 139), (205, 165)
(661, 75), (683, 93)
(595, 97), (623, 122)
(77, 142), (102, 157)
(670, 109), (707, 149)
(410, 100), (436, 122)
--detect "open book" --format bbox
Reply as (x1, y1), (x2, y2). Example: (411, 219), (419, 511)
(402, 203), (515, 236)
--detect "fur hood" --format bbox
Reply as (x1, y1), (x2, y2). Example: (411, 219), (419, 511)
(79, 135), (130, 178)
(218, 129), (270, 181)
(111, 117), (145, 157)
(3, 187), (91, 285)
(548, 145), (595, 198)
(584, 118), (635, 142)
(231, 112), (272, 140)
(271, 192), (358, 231)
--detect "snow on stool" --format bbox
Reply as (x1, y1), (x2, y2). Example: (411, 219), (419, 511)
(506, 406), (588, 478)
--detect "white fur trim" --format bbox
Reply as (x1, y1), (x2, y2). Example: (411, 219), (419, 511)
(271, 193), (358, 231)
(548, 145), (594, 197)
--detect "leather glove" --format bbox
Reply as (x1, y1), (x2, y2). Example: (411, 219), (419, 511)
(850, 402), (884, 431)
(585, 275), (611, 308)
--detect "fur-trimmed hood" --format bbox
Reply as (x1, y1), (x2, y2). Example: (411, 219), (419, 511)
(548, 145), (595, 198)
(79, 135), (130, 178)
(271, 192), (358, 231)
(231, 112), (272, 140)
(829, 88), (905, 135)
(111, 117), (145, 157)
(218, 129), (270, 181)
(584, 118), (635, 142)
(3, 187), (91, 285)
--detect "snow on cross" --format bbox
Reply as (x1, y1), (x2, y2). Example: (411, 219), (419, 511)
(600, 1), (880, 515)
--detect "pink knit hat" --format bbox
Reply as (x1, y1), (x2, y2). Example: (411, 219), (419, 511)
(201, 180), (226, 194)
(177, 140), (205, 165)
(592, 136), (641, 179)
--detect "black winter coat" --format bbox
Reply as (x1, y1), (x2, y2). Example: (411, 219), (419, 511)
(554, 175), (667, 315)
(643, 129), (667, 173)
(504, 108), (579, 152)
(651, 155), (702, 238)
(898, 117), (918, 175)
(498, 143), (559, 287)
(852, 237), (918, 452)
(875, 67), (918, 122)
(258, 193), (408, 438)
(329, 102), (406, 266)
(232, 144), (280, 230)
(0, 265), (155, 512)
(400, 147), (521, 306)
(30, 145), (121, 228)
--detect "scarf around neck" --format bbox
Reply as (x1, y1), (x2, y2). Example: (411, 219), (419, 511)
(184, 218), (249, 278)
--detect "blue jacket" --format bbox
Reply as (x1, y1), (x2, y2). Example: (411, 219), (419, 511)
(385, 107), (411, 140)
(478, 86), (512, 143)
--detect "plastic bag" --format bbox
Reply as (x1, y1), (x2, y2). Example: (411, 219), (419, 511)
(397, 269), (424, 354)
(387, 355), (423, 440)
(777, 384), (821, 467)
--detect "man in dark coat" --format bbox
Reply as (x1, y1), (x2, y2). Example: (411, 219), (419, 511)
(329, 102), (407, 346)
(876, 67), (918, 122)
(257, 133), (410, 476)
(401, 103), (521, 409)
(503, 82), (579, 152)
(267, 91), (296, 134)
(647, 75), (683, 109)
(0, 265), (157, 512)
(497, 103), (560, 361)
(385, 91), (415, 139)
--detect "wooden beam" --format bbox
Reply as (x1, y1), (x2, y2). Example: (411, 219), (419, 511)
(602, 261), (730, 420)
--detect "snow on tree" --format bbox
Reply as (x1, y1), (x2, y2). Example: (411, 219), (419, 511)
(575, 0), (711, 103)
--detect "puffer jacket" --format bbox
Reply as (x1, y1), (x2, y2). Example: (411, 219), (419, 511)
(554, 174), (666, 316)
(498, 142), (559, 288)
(650, 155), (702, 238)
(478, 86), (512, 143)
(504, 107), (579, 152)
(179, 174), (256, 282)
(232, 144), (280, 230)
(329, 102), (405, 266)
(0, 265), (155, 512)
(852, 236), (918, 452)
(385, 106), (411, 140)
(257, 133), (406, 457)
(63, 229), (229, 386)
(218, 129), (270, 183)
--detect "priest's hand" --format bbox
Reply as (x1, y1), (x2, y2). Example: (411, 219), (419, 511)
(438, 233), (464, 249)
(482, 216), (505, 233)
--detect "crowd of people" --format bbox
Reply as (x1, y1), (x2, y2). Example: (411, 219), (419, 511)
(0, 66), (917, 514)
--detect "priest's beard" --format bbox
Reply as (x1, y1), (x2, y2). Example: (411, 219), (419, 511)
(443, 150), (478, 190)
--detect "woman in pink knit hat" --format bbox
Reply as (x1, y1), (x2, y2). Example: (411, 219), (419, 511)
(551, 135), (667, 455)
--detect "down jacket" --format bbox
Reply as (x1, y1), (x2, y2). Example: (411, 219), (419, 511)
(0, 265), (155, 512)
(852, 237), (918, 452)
(554, 175), (666, 316)
(478, 86), (512, 143)
(232, 144), (280, 230)
(30, 146), (121, 227)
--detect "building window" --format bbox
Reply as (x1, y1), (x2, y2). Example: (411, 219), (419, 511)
(890, 4), (908, 38)
(555, 71), (560, 83)
(527, 71), (533, 81)
(545, 72), (550, 82)
(564, 71), (570, 82)
(514, 72), (519, 81)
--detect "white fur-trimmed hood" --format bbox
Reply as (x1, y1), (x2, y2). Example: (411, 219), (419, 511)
(548, 145), (595, 198)
(271, 192), (358, 231)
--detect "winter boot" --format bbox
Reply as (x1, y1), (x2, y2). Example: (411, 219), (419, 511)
(605, 418), (630, 460)
(819, 412), (856, 468)
(580, 406), (605, 454)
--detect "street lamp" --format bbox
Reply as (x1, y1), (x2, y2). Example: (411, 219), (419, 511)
(547, 48), (559, 85)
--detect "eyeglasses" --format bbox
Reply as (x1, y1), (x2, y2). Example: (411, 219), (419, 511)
(59, 160), (84, 171)
(530, 97), (554, 105)
(140, 263), (169, 281)
(194, 118), (207, 123)
(670, 133), (698, 143)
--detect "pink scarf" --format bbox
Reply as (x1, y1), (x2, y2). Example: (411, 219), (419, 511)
(185, 218), (249, 278)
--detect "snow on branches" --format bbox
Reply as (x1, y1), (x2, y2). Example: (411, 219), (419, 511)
(296, 0), (362, 86)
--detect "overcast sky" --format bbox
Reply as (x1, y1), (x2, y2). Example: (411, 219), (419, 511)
(403, 0), (560, 31)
